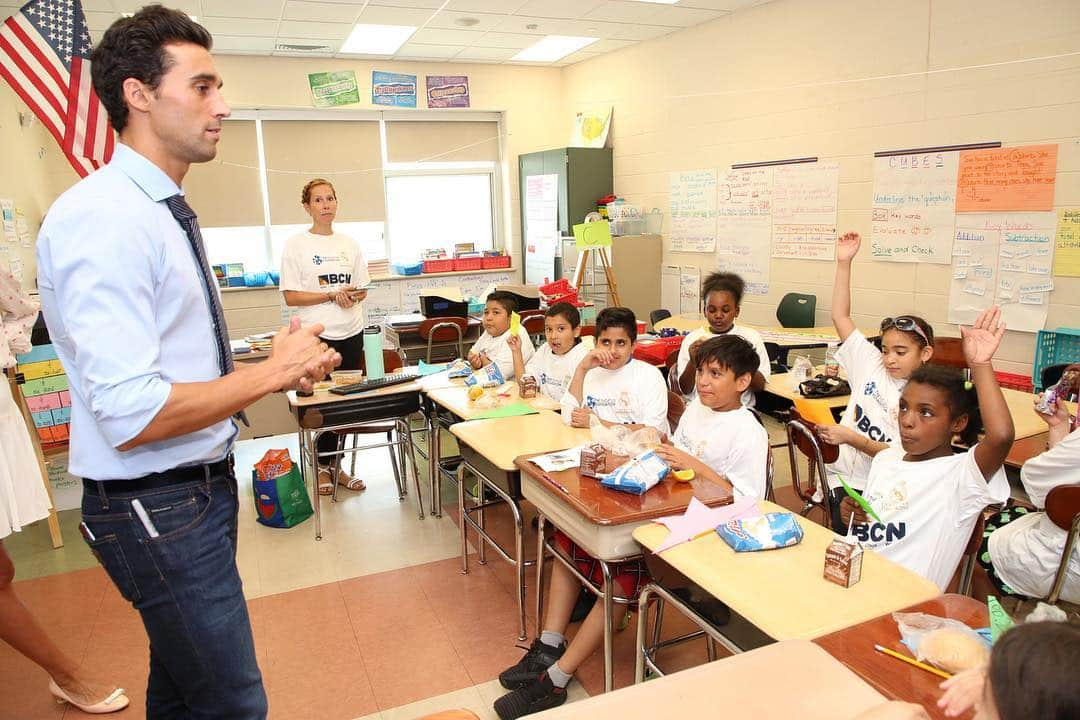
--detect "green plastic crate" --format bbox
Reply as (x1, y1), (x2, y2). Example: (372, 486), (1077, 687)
(1033, 327), (1080, 390)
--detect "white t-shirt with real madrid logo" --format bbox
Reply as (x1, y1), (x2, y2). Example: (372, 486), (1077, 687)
(279, 230), (370, 340)
(672, 398), (769, 500)
(852, 445), (1009, 590)
(675, 324), (771, 407)
(525, 340), (591, 402)
(560, 358), (669, 436)
(826, 329), (905, 492)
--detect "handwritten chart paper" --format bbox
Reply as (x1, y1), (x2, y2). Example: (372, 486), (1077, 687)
(669, 169), (717, 253)
(1055, 209), (1080, 277)
(948, 221), (998, 326)
(716, 167), (772, 295)
(771, 162), (839, 261)
(870, 153), (958, 264)
(523, 174), (558, 285)
(680, 266), (700, 315)
(956, 144), (1057, 213)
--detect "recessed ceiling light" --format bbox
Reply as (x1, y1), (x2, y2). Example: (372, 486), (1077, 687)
(454, 17), (480, 27)
(512, 35), (598, 62)
(340, 24), (417, 55)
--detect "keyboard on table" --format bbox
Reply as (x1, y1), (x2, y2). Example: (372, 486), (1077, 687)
(329, 371), (420, 395)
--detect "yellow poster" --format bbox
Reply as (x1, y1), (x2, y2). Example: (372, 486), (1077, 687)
(1054, 208), (1080, 277)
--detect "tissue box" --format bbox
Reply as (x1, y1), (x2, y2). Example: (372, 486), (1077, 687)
(823, 536), (863, 588)
(518, 375), (538, 399)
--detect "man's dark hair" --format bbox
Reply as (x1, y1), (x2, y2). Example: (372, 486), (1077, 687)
(596, 307), (638, 342)
(485, 291), (517, 314)
(693, 335), (760, 379)
(91, 5), (213, 133)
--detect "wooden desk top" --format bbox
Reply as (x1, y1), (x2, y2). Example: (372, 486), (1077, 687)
(633, 501), (941, 641)
(515, 454), (733, 526)
(426, 381), (562, 419)
(814, 594), (988, 720)
(1002, 387), (1075, 441)
(449, 412), (592, 471)
(764, 371), (852, 408)
(1005, 432), (1047, 469)
(533, 640), (886, 719)
(286, 372), (422, 409)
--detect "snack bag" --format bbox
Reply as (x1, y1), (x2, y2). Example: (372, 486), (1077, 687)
(788, 355), (814, 392)
(447, 359), (472, 378)
(252, 449), (313, 529)
(716, 512), (804, 552)
(598, 449), (670, 495)
(893, 612), (991, 673)
(464, 361), (505, 388)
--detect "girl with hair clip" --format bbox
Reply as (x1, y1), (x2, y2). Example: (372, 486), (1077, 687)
(820, 231), (936, 532)
(840, 305), (1014, 591)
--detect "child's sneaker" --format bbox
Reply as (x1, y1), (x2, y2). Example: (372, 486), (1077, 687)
(494, 674), (567, 720)
(498, 639), (565, 689)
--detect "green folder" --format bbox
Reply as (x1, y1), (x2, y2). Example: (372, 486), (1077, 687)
(470, 402), (539, 420)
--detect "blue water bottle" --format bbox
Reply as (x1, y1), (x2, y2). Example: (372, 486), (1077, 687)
(362, 325), (384, 380)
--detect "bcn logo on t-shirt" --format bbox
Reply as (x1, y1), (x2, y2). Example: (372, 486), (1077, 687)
(317, 272), (352, 287)
(586, 395), (615, 409)
(852, 521), (907, 543)
(853, 404), (893, 443)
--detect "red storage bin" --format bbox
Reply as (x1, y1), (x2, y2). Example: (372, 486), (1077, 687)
(481, 255), (511, 269)
(548, 291), (579, 306)
(453, 257), (483, 271)
(422, 259), (455, 273)
(539, 278), (573, 297)
(995, 371), (1034, 393)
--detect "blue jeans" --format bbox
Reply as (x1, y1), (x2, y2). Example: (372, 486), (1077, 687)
(81, 468), (267, 719)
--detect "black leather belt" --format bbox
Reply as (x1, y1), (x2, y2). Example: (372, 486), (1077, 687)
(83, 455), (235, 494)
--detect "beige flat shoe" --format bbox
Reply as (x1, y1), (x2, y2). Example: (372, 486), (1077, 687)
(49, 679), (130, 714)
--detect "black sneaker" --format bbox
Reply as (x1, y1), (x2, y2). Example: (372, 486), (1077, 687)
(498, 639), (566, 690)
(494, 673), (567, 720)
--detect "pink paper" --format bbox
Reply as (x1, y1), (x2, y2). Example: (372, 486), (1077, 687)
(651, 496), (760, 553)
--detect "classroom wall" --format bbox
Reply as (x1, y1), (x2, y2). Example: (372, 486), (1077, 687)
(560, 0), (1080, 378)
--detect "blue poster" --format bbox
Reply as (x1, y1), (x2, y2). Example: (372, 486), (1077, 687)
(372, 71), (417, 108)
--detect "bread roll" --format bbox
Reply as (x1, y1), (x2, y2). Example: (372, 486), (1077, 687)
(920, 628), (990, 673)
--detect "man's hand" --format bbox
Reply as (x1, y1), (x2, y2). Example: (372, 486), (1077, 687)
(268, 318), (340, 392)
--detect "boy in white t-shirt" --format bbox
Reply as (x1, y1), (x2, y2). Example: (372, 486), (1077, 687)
(676, 272), (769, 407)
(841, 307), (1014, 591)
(468, 291), (534, 380)
(560, 307), (668, 436)
(508, 302), (590, 402)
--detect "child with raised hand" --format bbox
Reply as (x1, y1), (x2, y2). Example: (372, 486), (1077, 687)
(508, 302), (590, 402)
(841, 305), (1014, 591)
(560, 307), (668, 436)
(675, 272), (770, 405)
(469, 290), (534, 379)
(819, 231), (936, 531)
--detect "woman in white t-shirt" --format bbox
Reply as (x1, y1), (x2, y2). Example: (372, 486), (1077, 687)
(978, 365), (1080, 604)
(817, 232), (935, 531)
(675, 272), (770, 407)
(280, 178), (370, 494)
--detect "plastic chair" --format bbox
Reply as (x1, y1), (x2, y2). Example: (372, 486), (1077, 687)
(930, 337), (966, 370)
(1045, 484), (1080, 604)
(666, 391), (686, 431)
(650, 309), (672, 330)
(785, 411), (840, 525)
(522, 314), (546, 346)
(332, 348), (425, 517)
(418, 317), (467, 363)
(665, 349), (682, 394)
(749, 408), (775, 502)
(580, 324), (596, 337)
(764, 341), (786, 374)
(775, 293), (816, 328)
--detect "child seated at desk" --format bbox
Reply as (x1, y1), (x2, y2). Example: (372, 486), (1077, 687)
(560, 307), (669, 436)
(508, 302), (590, 402)
(468, 291), (534, 379)
(819, 231), (936, 531)
(493, 333), (768, 720)
(675, 271), (769, 406)
(840, 306), (1013, 592)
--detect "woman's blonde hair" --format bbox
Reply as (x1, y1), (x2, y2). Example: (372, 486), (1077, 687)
(301, 178), (336, 205)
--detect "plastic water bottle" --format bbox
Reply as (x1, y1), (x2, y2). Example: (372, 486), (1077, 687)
(362, 325), (384, 380)
(824, 343), (840, 378)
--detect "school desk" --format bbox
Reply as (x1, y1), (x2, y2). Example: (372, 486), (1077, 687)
(814, 594), (988, 720)
(532, 640), (887, 719)
(1002, 387), (1076, 441)
(762, 371), (852, 411)
(449, 412), (594, 640)
(383, 313), (482, 364)
(287, 373), (424, 540)
(632, 501), (940, 653)
(516, 454), (734, 692)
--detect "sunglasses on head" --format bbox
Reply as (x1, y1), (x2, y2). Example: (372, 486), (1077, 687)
(880, 316), (930, 346)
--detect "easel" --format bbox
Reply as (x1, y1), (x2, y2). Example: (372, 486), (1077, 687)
(572, 246), (621, 306)
(6, 369), (63, 548)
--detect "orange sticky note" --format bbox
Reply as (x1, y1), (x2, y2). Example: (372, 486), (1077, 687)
(793, 397), (837, 425)
(956, 144), (1058, 212)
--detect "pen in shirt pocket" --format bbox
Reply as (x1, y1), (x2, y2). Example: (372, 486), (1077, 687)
(131, 498), (160, 538)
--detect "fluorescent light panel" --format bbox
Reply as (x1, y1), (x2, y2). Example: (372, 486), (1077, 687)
(512, 35), (598, 62)
(340, 24), (417, 55)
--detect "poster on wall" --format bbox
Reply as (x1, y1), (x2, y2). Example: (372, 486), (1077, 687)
(307, 71), (360, 108)
(870, 152), (958, 264)
(569, 107), (612, 148)
(669, 169), (717, 253)
(372, 71), (417, 108)
(947, 221), (998, 326)
(1, 199), (15, 243)
(716, 167), (772, 295)
(426, 75), (470, 108)
(523, 174), (559, 286)
(956, 144), (1058, 213)
(771, 162), (839, 261)
(1053, 208), (1080, 277)
(679, 266), (700, 315)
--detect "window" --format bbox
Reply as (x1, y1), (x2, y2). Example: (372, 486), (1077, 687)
(385, 173), (494, 264)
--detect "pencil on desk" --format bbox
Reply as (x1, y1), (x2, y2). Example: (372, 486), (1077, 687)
(874, 644), (952, 680)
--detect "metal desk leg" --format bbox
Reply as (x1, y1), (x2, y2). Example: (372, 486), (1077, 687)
(513, 492), (526, 641)
(458, 464), (469, 575)
(600, 560), (615, 693)
(303, 428), (322, 541)
(534, 513), (547, 637)
(429, 406), (443, 517)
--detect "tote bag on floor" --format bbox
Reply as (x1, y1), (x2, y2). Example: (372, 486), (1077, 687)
(252, 449), (313, 528)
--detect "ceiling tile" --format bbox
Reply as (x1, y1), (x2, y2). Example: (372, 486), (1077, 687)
(473, 31), (536, 49)
(201, 17), (280, 37)
(368, 0), (445, 8)
(445, 0), (524, 11)
(395, 43), (463, 59)
(212, 35), (278, 53)
(282, 1), (360, 23)
(513, 0), (605, 19)
(585, 38), (637, 53)
(83, 10), (119, 31)
(582, 1), (667, 24)
(491, 15), (571, 35)
(679, 0), (771, 10)
(203, 0), (285, 21)
(410, 27), (486, 45)
(454, 45), (517, 61)
(558, 50), (602, 66)
(610, 23), (676, 41)
(425, 10), (507, 32)
(80, 0), (118, 11)
(273, 36), (339, 53)
(646, 5), (726, 27)
(558, 19), (631, 39)
(356, 5), (436, 26)
(113, 0), (198, 14)
(278, 19), (352, 39)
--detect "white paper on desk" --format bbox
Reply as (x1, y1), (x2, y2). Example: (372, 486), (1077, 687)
(420, 286), (464, 302)
(652, 496), (759, 553)
(530, 445), (590, 473)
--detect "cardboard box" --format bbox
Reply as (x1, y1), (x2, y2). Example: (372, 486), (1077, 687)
(824, 537), (864, 588)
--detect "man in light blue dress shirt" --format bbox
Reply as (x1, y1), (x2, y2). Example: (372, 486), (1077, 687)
(36, 8), (338, 718)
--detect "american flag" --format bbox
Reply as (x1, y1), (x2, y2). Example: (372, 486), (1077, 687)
(0, 0), (114, 178)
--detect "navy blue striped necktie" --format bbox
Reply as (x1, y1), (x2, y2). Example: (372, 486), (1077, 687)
(166, 194), (248, 426)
